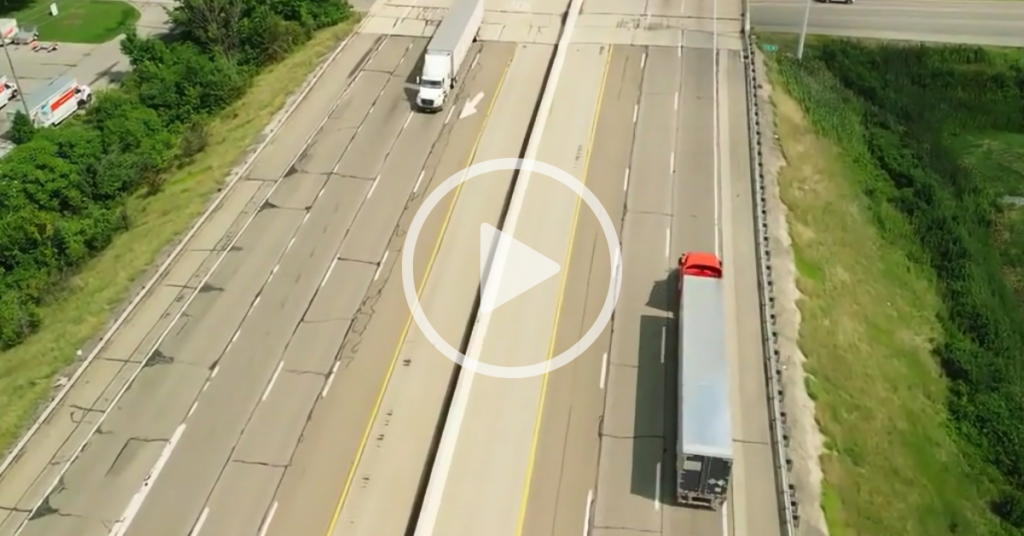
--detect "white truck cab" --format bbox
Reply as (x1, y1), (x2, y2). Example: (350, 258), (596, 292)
(0, 77), (19, 109)
(414, 0), (482, 113)
(417, 53), (451, 112)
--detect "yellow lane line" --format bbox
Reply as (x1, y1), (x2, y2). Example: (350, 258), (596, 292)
(513, 44), (614, 536)
(321, 50), (514, 536)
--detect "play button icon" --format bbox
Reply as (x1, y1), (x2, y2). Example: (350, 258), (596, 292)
(402, 158), (622, 379)
(479, 223), (561, 314)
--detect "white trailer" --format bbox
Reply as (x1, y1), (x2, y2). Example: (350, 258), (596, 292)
(415, 0), (483, 112)
(0, 76), (19, 109)
(0, 19), (18, 44)
(16, 75), (93, 128)
(675, 251), (733, 510)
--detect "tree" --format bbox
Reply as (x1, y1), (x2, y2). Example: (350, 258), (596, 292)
(9, 110), (35, 145)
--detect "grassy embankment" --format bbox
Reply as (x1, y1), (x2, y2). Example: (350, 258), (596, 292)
(3, 0), (141, 43)
(761, 33), (1024, 536)
(0, 17), (360, 456)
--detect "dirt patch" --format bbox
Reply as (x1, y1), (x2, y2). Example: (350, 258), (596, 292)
(752, 49), (829, 536)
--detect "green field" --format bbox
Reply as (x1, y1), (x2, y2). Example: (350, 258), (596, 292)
(762, 33), (1024, 535)
(6, 0), (140, 43)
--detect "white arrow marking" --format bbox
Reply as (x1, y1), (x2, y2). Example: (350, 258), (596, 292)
(460, 92), (484, 119)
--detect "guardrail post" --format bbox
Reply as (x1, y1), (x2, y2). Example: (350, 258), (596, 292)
(741, 27), (798, 536)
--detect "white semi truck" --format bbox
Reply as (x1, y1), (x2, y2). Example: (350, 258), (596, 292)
(676, 251), (733, 510)
(15, 75), (92, 128)
(415, 0), (483, 112)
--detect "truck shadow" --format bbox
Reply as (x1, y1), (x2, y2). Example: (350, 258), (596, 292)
(644, 273), (675, 314)
(631, 271), (678, 506)
(631, 269), (685, 506)
(403, 54), (424, 110)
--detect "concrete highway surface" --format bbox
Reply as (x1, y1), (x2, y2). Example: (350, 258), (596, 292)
(411, 0), (781, 535)
(0, 31), (545, 536)
(0, 0), (786, 535)
(513, 29), (780, 536)
(751, 0), (1024, 46)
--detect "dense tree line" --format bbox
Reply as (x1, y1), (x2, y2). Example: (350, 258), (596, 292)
(777, 42), (1024, 528)
(0, 0), (350, 348)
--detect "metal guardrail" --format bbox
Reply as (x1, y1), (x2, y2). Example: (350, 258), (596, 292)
(741, 13), (801, 536)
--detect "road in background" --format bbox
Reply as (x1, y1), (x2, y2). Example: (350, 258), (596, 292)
(751, 0), (1024, 46)
(0, 32), (543, 536)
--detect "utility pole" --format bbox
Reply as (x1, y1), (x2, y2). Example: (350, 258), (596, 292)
(796, 0), (812, 59)
(1, 40), (31, 119)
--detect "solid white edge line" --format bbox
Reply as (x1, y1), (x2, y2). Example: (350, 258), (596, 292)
(599, 352), (608, 389)
(623, 167), (629, 191)
(712, 0), (721, 257)
(444, 106), (455, 124)
(108, 424), (187, 536)
(411, 0), (586, 533)
(722, 500), (729, 535)
(188, 507), (210, 536)
(262, 360), (285, 402)
(664, 228), (670, 257)
(0, 15), (372, 483)
(258, 501), (279, 536)
(633, 103), (638, 123)
(640, 52), (647, 70)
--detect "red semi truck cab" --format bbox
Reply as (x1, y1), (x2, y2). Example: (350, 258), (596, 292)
(678, 251), (723, 292)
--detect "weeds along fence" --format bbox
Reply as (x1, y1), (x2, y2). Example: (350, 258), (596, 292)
(741, 24), (800, 536)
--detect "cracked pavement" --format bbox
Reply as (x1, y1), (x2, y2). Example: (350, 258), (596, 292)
(0, 33), (537, 536)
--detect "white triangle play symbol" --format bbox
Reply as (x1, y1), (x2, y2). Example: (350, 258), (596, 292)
(479, 223), (561, 314)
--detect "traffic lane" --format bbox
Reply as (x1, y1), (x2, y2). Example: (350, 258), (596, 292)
(9, 33), (396, 536)
(191, 36), (462, 536)
(663, 43), (723, 536)
(720, 51), (781, 536)
(520, 44), (639, 536)
(423, 43), (609, 536)
(672, 46), (716, 256)
(593, 44), (677, 536)
(116, 35), (433, 536)
(260, 42), (547, 536)
(0, 32), (385, 536)
(322, 42), (552, 536)
(751, 1), (1024, 45)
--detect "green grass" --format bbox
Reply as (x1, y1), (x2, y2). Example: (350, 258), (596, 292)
(8, 0), (140, 43)
(0, 16), (360, 457)
(955, 132), (1024, 300)
(762, 38), (1010, 536)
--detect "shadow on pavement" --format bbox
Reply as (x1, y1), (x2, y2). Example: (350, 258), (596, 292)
(630, 311), (669, 503)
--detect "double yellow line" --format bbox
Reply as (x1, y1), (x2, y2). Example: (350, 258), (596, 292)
(321, 55), (513, 536)
(513, 45), (614, 536)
